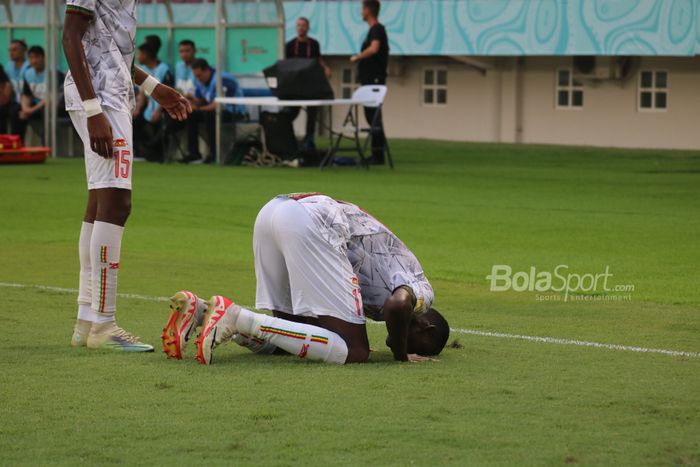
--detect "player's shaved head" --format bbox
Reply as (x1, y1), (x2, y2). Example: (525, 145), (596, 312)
(402, 308), (450, 356)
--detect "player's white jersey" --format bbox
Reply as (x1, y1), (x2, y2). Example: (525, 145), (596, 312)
(281, 193), (434, 320)
(64, 0), (137, 114)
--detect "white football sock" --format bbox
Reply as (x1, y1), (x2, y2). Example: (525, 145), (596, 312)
(77, 222), (98, 322)
(90, 221), (124, 323)
(233, 308), (348, 364)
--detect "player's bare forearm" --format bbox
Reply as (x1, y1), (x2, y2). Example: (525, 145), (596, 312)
(63, 13), (97, 101)
(64, 11), (114, 158)
(133, 67), (148, 86)
(383, 288), (414, 361)
(134, 66), (192, 121)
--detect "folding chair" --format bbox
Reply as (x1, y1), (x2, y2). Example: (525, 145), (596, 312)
(322, 84), (394, 169)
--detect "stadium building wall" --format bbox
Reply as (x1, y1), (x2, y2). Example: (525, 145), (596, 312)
(319, 56), (700, 151)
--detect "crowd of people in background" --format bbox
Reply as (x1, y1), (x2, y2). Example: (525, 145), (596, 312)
(0, 35), (246, 164)
(0, 40), (66, 143)
(0, 0), (389, 166)
(132, 34), (246, 164)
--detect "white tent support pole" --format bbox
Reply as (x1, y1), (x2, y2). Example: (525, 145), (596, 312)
(3, 0), (11, 83)
(275, 0), (284, 59)
(214, 0), (223, 165)
(45, 0), (52, 155)
(49, 0), (59, 157)
(163, 0), (174, 65)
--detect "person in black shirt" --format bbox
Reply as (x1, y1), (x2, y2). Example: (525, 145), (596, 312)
(0, 64), (12, 133)
(351, 0), (389, 165)
(284, 17), (331, 149)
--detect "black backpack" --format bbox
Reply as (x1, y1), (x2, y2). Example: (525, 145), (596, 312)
(260, 111), (299, 160)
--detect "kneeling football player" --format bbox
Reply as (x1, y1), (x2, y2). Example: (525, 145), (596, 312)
(161, 193), (450, 364)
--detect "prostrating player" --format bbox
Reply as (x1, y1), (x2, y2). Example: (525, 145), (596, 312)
(63, 0), (191, 351)
(161, 193), (450, 364)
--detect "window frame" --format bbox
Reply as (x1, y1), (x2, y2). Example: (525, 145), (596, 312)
(637, 69), (668, 113)
(421, 68), (448, 107)
(554, 68), (584, 110)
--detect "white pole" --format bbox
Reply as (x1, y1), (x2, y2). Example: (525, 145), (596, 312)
(214, 0), (223, 165)
(49, 0), (58, 156)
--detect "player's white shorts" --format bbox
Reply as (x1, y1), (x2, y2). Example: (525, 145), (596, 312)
(69, 108), (133, 191)
(254, 197), (365, 325)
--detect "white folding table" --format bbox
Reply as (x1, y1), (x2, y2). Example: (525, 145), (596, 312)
(214, 96), (375, 167)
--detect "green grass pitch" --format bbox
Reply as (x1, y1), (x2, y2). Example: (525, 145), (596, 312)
(1, 140), (699, 466)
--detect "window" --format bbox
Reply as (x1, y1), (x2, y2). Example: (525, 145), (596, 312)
(340, 67), (359, 99)
(422, 69), (447, 106)
(555, 69), (583, 109)
(638, 70), (668, 111)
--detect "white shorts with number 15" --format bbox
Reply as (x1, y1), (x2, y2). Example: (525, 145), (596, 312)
(254, 197), (366, 325)
(69, 108), (133, 191)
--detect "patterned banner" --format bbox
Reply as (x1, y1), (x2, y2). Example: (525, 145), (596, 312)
(284, 0), (700, 56)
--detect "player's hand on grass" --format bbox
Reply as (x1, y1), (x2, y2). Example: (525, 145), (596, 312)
(87, 113), (113, 159)
(406, 354), (437, 363)
(152, 85), (192, 121)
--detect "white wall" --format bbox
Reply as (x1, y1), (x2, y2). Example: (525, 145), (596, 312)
(319, 56), (700, 151)
(520, 57), (700, 150)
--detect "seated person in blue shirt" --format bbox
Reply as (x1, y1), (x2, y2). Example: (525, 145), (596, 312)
(133, 41), (173, 162)
(14, 46), (64, 142)
(183, 58), (245, 164)
(175, 39), (197, 99)
(0, 39), (29, 134)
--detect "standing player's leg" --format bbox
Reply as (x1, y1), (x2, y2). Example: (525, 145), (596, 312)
(71, 191), (98, 347)
(69, 108), (152, 352)
(88, 186), (130, 322)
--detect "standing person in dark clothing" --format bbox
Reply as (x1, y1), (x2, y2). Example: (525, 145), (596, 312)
(284, 17), (330, 150)
(0, 65), (13, 133)
(351, 0), (389, 165)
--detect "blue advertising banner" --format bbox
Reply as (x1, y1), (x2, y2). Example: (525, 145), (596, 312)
(284, 0), (700, 56)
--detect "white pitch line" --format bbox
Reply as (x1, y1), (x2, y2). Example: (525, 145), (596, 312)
(0, 281), (169, 302)
(2, 281), (698, 359)
(453, 328), (700, 359)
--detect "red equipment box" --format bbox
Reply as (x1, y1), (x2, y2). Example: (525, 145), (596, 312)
(0, 134), (49, 164)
